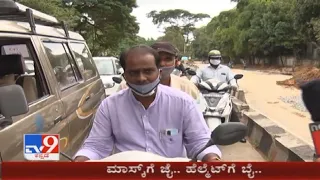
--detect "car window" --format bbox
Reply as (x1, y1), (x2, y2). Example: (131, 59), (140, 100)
(1, 44), (35, 75)
(42, 42), (78, 90)
(69, 42), (97, 80)
(0, 40), (49, 119)
(93, 59), (116, 75)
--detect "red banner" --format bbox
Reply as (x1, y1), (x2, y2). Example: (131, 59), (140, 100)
(1, 162), (320, 180)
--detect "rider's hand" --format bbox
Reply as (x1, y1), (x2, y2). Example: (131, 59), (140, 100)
(74, 156), (90, 162)
(316, 158), (320, 162)
(202, 153), (221, 162)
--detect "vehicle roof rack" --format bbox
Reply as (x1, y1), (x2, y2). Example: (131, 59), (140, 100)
(0, 1), (70, 38)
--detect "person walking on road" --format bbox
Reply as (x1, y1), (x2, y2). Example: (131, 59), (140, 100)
(191, 50), (246, 143)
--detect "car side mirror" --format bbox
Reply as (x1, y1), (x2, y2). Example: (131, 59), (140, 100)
(234, 74), (243, 80)
(0, 85), (29, 128)
(112, 77), (122, 84)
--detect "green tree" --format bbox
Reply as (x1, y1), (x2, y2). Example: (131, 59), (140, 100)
(20, 0), (140, 56)
(191, 0), (310, 66)
(147, 9), (210, 53)
(157, 27), (185, 54)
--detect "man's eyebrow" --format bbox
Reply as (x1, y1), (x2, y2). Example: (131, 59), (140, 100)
(128, 67), (156, 72)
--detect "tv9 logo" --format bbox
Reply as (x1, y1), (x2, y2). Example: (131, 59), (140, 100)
(24, 134), (60, 161)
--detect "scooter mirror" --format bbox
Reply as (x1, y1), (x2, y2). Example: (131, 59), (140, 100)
(234, 74), (243, 80)
(210, 122), (247, 145)
(187, 70), (196, 76)
(112, 77), (122, 84)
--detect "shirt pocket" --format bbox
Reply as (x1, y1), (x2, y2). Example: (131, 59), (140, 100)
(161, 134), (182, 144)
(159, 130), (184, 157)
(160, 130), (182, 144)
(220, 72), (227, 76)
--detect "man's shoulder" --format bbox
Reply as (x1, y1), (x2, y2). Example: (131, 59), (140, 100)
(102, 88), (129, 104)
(219, 64), (231, 70)
(173, 75), (198, 89)
(159, 84), (194, 102)
(200, 65), (212, 71)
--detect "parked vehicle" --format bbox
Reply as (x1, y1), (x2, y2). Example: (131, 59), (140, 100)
(197, 74), (243, 131)
(93, 57), (123, 96)
(0, 1), (105, 161)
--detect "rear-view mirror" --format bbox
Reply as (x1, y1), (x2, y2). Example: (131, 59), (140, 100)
(0, 85), (29, 128)
(187, 70), (196, 76)
(112, 77), (122, 84)
(210, 122), (247, 146)
(234, 74), (243, 80)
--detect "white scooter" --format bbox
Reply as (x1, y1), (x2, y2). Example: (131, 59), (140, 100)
(199, 75), (243, 131)
(188, 71), (243, 132)
(60, 122), (247, 162)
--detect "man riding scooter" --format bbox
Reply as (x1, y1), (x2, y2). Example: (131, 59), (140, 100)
(190, 50), (246, 143)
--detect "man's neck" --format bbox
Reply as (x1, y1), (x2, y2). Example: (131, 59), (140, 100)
(160, 76), (171, 86)
(133, 92), (157, 109)
(211, 65), (219, 69)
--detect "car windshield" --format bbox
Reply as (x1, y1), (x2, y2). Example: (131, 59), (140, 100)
(94, 59), (115, 75)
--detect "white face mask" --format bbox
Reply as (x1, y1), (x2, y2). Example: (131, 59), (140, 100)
(210, 59), (221, 66)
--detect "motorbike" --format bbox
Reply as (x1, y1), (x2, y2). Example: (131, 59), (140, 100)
(60, 122), (247, 162)
(192, 73), (243, 132)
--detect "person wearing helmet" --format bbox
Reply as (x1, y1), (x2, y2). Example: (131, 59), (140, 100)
(118, 42), (200, 101)
(191, 50), (237, 88)
(190, 50), (246, 143)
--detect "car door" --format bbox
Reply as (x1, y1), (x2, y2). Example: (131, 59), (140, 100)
(67, 41), (105, 156)
(0, 34), (69, 161)
(39, 38), (89, 157)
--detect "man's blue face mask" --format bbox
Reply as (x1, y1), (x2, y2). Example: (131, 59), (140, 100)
(126, 75), (161, 97)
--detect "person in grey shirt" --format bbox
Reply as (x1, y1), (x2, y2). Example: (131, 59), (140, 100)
(190, 50), (237, 88)
(74, 45), (222, 162)
(190, 49), (246, 143)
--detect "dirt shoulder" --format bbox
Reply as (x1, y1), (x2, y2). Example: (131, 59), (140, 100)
(232, 69), (313, 146)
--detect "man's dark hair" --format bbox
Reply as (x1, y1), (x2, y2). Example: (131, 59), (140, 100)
(119, 45), (160, 70)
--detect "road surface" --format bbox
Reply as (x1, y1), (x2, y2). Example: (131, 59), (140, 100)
(195, 63), (313, 146)
(219, 142), (265, 161)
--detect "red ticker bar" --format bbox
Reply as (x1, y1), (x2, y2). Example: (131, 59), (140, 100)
(2, 162), (320, 180)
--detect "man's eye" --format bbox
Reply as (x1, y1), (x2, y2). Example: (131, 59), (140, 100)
(129, 71), (139, 76)
(144, 70), (153, 74)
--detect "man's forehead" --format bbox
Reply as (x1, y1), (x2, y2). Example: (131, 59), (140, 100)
(159, 51), (175, 57)
(126, 66), (157, 71)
